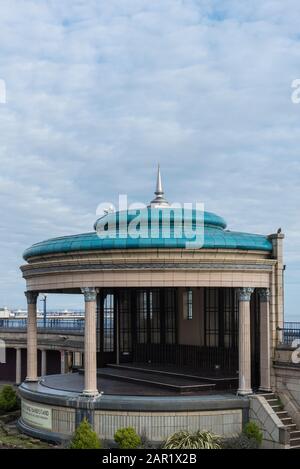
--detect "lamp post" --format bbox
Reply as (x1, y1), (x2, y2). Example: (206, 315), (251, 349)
(40, 295), (47, 328)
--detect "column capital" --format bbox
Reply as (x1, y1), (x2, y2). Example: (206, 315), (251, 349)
(81, 287), (98, 302)
(24, 291), (39, 304)
(237, 287), (254, 302)
(258, 288), (270, 302)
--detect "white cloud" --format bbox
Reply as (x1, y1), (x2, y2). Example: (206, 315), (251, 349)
(0, 0), (299, 317)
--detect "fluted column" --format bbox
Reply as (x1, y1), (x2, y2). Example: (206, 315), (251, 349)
(16, 348), (22, 385)
(237, 287), (254, 395)
(25, 291), (39, 382)
(259, 288), (271, 392)
(60, 350), (66, 374)
(41, 349), (47, 376)
(82, 287), (98, 396)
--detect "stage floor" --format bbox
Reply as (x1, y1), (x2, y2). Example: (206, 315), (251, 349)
(41, 372), (221, 396)
(41, 364), (238, 396)
(107, 362), (239, 381)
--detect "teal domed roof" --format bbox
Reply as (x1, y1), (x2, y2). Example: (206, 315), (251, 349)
(22, 167), (273, 261)
(23, 206), (272, 260)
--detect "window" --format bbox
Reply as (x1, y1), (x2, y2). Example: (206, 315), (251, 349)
(187, 289), (193, 320)
(149, 290), (160, 344)
(183, 288), (193, 320)
(204, 288), (238, 348)
(103, 293), (114, 352)
(119, 290), (132, 354)
(135, 288), (176, 344)
(136, 291), (148, 344)
(205, 288), (219, 346)
(164, 288), (176, 344)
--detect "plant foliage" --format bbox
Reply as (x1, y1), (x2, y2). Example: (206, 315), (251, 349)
(163, 430), (221, 449)
(114, 427), (141, 449)
(243, 421), (263, 446)
(0, 385), (19, 412)
(69, 418), (102, 449)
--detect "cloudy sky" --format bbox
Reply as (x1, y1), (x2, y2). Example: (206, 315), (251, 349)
(0, 0), (300, 319)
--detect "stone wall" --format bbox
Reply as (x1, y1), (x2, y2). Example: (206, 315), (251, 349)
(249, 395), (289, 449)
(20, 400), (244, 443)
(18, 383), (248, 444)
(274, 359), (300, 428)
(94, 409), (242, 442)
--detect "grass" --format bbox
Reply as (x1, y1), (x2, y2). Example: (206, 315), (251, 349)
(0, 382), (57, 449)
(0, 424), (56, 449)
(0, 414), (55, 449)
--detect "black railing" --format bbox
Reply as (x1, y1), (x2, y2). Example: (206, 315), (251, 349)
(0, 318), (85, 331)
(133, 343), (238, 372)
(283, 322), (300, 345)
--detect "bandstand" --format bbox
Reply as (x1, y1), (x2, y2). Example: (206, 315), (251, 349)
(18, 168), (284, 443)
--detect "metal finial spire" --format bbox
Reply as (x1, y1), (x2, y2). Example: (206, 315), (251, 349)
(155, 164), (163, 195)
(149, 164), (170, 208)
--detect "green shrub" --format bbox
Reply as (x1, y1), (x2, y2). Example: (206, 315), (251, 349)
(163, 430), (221, 449)
(222, 434), (260, 449)
(114, 427), (141, 449)
(243, 421), (263, 446)
(0, 385), (19, 412)
(69, 418), (102, 449)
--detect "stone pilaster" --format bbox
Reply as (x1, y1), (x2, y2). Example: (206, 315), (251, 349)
(82, 287), (98, 396)
(41, 349), (47, 376)
(16, 348), (22, 385)
(237, 287), (254, 396)
(25, 291), (38, 382)
(259, 288), (271, 392)
(60, 350), (66, 374)
(269, 233), (285, 345)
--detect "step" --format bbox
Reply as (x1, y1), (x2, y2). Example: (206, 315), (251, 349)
(290, 430), (300, 438)
(270, 404), (283, 410)
(261, 393), (276, 400)
(289, 446), (300, 449)
(107, 363), (237, 383)
(276, 411), (289, 417)
(280, 418), (294, 425)
(97, 367), (216, 393)
(285, 424), (297, 430)
(290, 438), (300, 447)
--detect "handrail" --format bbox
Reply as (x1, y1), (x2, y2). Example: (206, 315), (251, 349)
(283, 322), (300, 345)
(0, 318), (85, 330)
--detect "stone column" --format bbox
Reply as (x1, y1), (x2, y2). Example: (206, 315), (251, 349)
(269, 233), (285, 346)
(237, 287), (254, 395)
(259, 288), (271, 392)
(60, 350), (66, 374)
(67, 351), (73, 372)
(25, 291), (39, 382)
(82, 287), (98, 396)
(16, 348), (22, 385)
(41, 349), (47, 376)
(74, 351), (83, 368)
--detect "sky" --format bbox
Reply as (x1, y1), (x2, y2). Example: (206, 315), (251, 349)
(0, 0), (300, 320)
